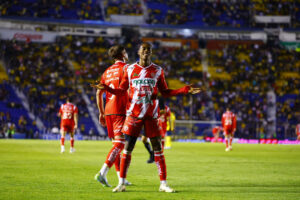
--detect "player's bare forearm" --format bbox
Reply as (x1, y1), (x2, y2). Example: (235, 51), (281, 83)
(96, 89), (105, 115)
(74, 113), (78, 128)
(91, 83), (126, 96)
(160, 85), (201, 98)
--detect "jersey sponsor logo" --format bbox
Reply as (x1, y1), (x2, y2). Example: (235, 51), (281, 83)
(133, 73), (139, 77)
(132, 78), (156, 87)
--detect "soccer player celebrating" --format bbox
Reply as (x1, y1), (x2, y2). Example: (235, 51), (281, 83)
(92, 42), (201, 193)
(94, 45), (131, 187)
(296, 123), (300, 141)
(58, 97), (78, 153)
(221, 107), (236, 151)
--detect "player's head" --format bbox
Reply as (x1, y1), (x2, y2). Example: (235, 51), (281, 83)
(138, 42), (152, 60)
(226, 107), (230, 111)
(66, 97), (73, 103)
(108, 45), (128, 62)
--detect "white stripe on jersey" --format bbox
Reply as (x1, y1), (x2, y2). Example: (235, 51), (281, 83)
(135, 67), (148, 118)
(153, 99), (159, 118)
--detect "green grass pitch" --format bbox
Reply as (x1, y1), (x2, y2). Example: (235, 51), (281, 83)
(0, 140), (300, 200)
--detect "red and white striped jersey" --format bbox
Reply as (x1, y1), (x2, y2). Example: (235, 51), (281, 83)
(105, 62), (189, 119)
(221, 111), (236, 131)
(59, 103), (78, 126)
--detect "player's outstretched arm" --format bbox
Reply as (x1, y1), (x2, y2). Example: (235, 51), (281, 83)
(160, 85), (201, 98)
(91, 82), (126, 95)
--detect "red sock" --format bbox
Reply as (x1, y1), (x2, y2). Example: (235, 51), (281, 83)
(114, 152), (121, 172)
(61, 137), (65, 146)
(105, 139), (125, 168)
(120, 151), (131, 179)
(229, 138), (233, 146)
(161, 140), (165, 150)
(154, 151), (167, 181)
(70, 138), (74, 148)
(225, 138), (229, 148)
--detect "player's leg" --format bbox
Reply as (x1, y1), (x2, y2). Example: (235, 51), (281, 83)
(113, 134), (137, 192)
(229, 133), (233, 150)
(96, 116), (125, 187)
(297, 134), (300, 141)
(141, 135), (154, 163)
(69, 129), (75, 153)
(147, 119), (175, 193)
(60, 128), (66, 153)
(224, 131), (230, 151)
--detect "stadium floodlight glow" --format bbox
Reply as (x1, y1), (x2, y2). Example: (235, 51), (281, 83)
(180, 29), (193, 37)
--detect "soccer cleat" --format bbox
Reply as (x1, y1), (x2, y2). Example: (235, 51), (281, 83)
(61, 146), (65, 153)
(95, 173), (111, 187)
(225, 147), (230, 152)
(159, 183), (175, 193)
(112, 184), (126, 192)
(70, 148), (75, 153)
(124, 179), (132, 186)
(229, 146), (233, 151)
(147, 152), (154, 164)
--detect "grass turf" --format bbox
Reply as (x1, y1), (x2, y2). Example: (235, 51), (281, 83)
(0, 139), (300, 200)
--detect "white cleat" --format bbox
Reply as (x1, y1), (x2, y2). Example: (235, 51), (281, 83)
(229, 146), (233, 151)
(225, 147), (230, 152)
(95, 173), (111, 187)
(70, 148), (75, 153)
(61, 146), (65, 153)
(112, 184), (126, 192)
(124, 179), (132, 186)
(159, 184), (175, 193)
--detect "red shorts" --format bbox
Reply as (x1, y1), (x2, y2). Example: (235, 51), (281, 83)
(297, 132), (300, 136)
(105, 115), (126, 139)
(61, 124), (74, 133)
(224, 128), (234, 136)
(122, 116), (161, 138)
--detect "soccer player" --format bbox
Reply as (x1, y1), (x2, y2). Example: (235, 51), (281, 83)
(58, 97), (78, 153)
(92, 42), (201, 193)
(158, 101), (171, 149)
(221, 107), (236, 151)
(141, 135), (154, 163)
(212, 126), (222, 141)
(296, 123), (300, 141)
(94, 45), (131, 187)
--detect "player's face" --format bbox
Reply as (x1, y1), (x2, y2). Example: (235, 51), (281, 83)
(138, 44), (152, 60)
(122, 50), (128, 62)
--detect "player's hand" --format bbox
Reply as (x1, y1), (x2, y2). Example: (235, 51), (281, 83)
(91, 81), (105, 90)
(99, 114), (106, 127)
(188, 85), (202, 94)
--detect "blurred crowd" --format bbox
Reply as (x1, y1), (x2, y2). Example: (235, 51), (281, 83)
(0, 0), (299, 27)
(1, 33), (299, 139)
(104, 0), (143, 16)
(0, 0), (102, 20)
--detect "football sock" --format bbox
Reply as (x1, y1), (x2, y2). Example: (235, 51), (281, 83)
(114, 152), (121, 172)
(105, 139), (125, 168)
(144, 142), (152, 156)
(60, 137), (65, 146)
(154, 150), (167, 181)
(120, 150), (132, 181)
(229, 137), (233, 146)
(70, 138), (74, 148)
(225, 138), (229, 148)
(100, 163), (109, 177)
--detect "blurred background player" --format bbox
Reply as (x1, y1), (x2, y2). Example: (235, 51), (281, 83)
(296, 123), (300, 141)
(222, 107), (236, 152)
(158, 99), (171, 149)
(212, 126), (222, 142)
(94, 42), (201, 193)
(94, 45), (131, 187)
(165, 110), (175, 149)
(58, 97), (78, 153)
(141, 134), (154, 163)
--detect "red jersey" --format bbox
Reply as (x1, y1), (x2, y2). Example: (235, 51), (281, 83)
(296, 124), (300, 135)
(221, 111), (236, 131)
(104, 62), (190, 119)
(212, 126), (222, 134)
(59, 103), (78, 126)
(159, 105), (171, 132)
(100, 61), (128, 115)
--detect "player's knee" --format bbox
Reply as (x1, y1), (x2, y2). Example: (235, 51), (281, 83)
(124, 134), (137, 151)
(150, 137), (162, 151)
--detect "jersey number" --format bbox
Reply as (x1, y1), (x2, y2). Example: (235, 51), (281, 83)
(62, 112), (72, 119)
(225, 118), (232, 126)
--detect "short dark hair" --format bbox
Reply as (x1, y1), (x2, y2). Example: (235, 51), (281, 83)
(108, 45), (125, 60)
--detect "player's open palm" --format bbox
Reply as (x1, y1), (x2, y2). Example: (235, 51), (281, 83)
(188, 85), (201, 94)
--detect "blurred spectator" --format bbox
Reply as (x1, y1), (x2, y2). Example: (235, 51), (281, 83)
(7, 122), (16, 138)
